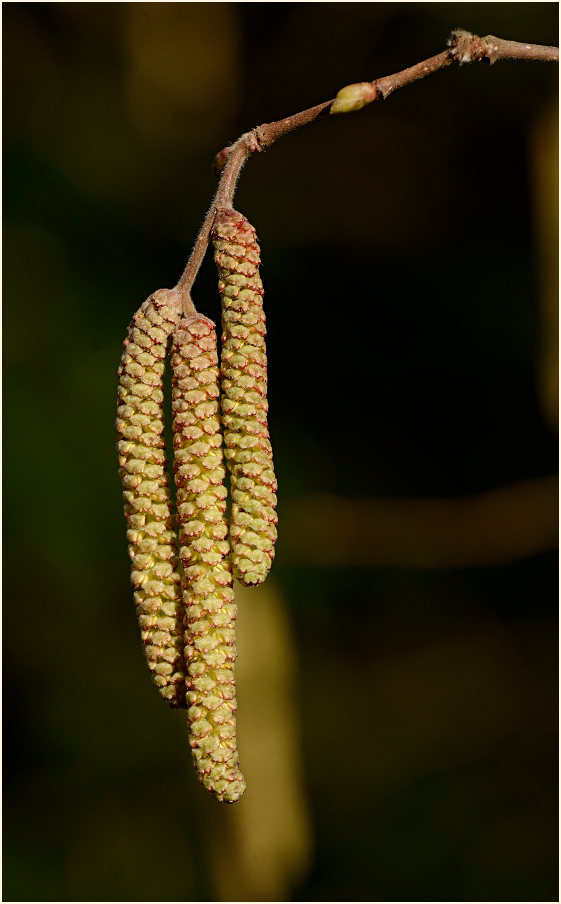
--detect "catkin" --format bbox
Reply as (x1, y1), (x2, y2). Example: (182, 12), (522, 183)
(171, 313), (246, 803)
(212, 208), (278, 587)
(116, 288), (186, 708)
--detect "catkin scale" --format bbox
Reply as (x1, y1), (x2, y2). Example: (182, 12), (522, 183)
(212, 209), (278, 587)
(116, 288), (186, 708)
(171, 313), (246, 803)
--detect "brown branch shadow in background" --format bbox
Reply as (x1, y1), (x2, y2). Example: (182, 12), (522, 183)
(281, 474), (558, 569)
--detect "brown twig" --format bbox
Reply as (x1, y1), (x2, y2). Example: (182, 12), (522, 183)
(375, 50), (453, 100)
(449, 30), (560, 65)
(255, 101), (334, 150)
(175, 133), (255, 310)
(175, 28), (558, 302)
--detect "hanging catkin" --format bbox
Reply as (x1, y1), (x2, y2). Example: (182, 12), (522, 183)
(171, 313), (246, 803)
(212, 208), (278, 587)
(116, 288), (186, 708)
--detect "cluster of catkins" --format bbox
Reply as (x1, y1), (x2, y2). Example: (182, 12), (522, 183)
(116, 209), (277, 803)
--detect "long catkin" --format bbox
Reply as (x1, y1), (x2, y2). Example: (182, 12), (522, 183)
(212, 209), (278, 587)
(171, 313), (246, 803)
(116, 288), (186, 708)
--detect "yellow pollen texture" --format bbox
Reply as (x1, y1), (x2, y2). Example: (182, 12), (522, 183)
(171, 313), (246, 803)
(212, 208), (278, 587)
(116, 289), (186, 708)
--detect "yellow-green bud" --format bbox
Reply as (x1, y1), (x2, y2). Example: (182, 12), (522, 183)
(212, 209), (278, 587)
(330, 81), (377, 114)
(172, 313), (246, 803)
(116, 288), (186, 708)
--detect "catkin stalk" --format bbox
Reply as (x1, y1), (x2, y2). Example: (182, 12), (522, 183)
(171, 313), (246, 803)
(212, 208), (278, 587)
(116, 288), (186, 708)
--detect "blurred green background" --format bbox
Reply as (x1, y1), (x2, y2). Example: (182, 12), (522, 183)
(3, 3), (558, 901)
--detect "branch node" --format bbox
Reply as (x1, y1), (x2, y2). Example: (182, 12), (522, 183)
(212, 146), (231, 176)
(482, 35), (505, 66)
(448, 29), (486, 65)
(247, 128), (263, 154)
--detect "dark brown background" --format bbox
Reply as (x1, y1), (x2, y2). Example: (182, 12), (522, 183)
(3, 3), (558, 901)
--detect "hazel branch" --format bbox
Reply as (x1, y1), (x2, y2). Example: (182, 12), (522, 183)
(332, 29), (559, 112)
(255, 101), (333, 150)
(449, 29), (560, 65)
(176, 28), (558, 300)
(175, 133), (256, 306)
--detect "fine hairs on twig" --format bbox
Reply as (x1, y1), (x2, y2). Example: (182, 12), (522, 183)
(117, 26), (558, 803)
(175, 133), (255, 308)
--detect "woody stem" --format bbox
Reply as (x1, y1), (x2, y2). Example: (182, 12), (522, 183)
(176, 28), (558, 306)
(175, 135), (254, 310)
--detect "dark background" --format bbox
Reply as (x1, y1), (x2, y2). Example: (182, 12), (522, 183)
(3, 3), (558, 901)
